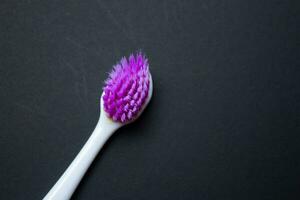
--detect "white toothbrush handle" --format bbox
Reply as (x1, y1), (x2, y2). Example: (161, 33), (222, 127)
(43, 115), (120, 200)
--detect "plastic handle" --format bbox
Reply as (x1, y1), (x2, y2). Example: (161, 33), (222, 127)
(43, 114), (120, 200)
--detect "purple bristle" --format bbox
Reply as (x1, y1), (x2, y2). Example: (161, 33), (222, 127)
(103, 52), (150, 123)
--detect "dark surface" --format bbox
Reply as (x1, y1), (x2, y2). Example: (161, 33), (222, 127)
(0, 0), (299, 199)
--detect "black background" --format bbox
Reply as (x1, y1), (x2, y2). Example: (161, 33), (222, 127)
(1, 0), (299, 199)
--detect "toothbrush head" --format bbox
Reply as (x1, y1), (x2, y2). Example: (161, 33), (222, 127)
(102, 52), (153, 123)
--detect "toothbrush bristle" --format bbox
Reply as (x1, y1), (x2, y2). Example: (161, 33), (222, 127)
(103, 52), (150, 123)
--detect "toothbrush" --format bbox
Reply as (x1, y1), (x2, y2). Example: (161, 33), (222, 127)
(44, 52), (153, 200)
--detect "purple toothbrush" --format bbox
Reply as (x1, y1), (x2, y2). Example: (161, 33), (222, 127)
(44, 52), (153, 200)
